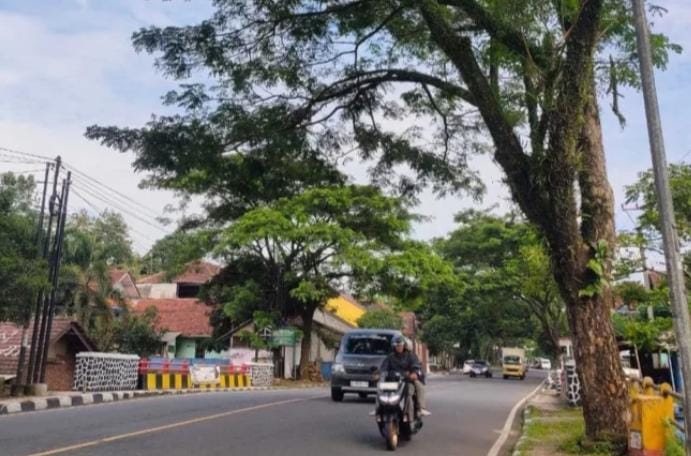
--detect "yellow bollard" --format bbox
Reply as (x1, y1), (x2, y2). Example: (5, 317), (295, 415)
(628, 385), (675, 456)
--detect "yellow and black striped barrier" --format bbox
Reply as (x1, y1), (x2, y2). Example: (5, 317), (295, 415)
(143, 372), (250, 390)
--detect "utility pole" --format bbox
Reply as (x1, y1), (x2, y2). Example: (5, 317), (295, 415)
(632, 1), (691, 452)
(26, 156), (61, 388)
(39, 171), (71, 383)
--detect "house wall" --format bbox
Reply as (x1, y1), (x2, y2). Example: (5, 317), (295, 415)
(45, 339), (77, 391)
(175, 338), (197, 358)
(281, 329), (337, 379)
(138, 284), (177, 299)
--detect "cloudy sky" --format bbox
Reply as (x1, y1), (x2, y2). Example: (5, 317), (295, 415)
(1, 1), (690, 260)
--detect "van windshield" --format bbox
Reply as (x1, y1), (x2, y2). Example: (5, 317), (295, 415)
(343, 334), (393, 355)
(504, 356), (521, 364)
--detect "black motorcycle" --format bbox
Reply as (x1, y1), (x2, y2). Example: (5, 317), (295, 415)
(374, 370), (423, 451)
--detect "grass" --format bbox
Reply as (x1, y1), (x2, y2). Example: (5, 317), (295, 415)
(515, 407), (620, 456)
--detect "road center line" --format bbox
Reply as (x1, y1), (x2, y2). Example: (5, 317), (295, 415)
(25, 396), (320, 456)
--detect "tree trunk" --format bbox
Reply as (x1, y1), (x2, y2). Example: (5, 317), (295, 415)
(545, 91), (627, 443)
(297, 306), (315, 380)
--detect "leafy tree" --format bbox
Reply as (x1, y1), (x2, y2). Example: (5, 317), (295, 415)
(85, 0), (683, 439)
(63, 210), (134, 267)
(0, 173), (48, 323)
(114, 307), (165, 357)
(625, 163), (691, 242)
(434, 212), (566, 358)
(213, 185), (413, 378)
(357, 308), (403, 330)
(141, 229), (214, 278)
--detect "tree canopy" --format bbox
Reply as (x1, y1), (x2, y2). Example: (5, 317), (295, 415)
(357, 308), (403, 330)
(85, 0), (683, 441)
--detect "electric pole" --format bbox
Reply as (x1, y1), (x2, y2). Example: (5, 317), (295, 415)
(632, 1), (691, 452)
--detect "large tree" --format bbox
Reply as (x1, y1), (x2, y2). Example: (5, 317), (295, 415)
(213, 185), (413, 377)
(86, 0), (681, 441)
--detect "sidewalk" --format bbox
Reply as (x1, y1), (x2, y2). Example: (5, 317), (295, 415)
(512, 390), (619, 455)
(0, 382), (326, 416)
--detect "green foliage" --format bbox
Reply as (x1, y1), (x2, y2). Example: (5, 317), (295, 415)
(579, 241), (610, 298)
(356, 308), (403, 330)
(625, 163), (691, 242)
(113, 307), (165, 357)
(141, 229), (214, 279)
(0, 173), (49, 324)
(428, 211), (566, 359)
(63, 210), (134, 268)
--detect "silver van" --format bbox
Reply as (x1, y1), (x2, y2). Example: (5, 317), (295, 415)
(330, 329), (404, 401)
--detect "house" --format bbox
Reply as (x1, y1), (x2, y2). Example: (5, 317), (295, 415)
(137, 261), (220, 299)
(0, 318), (95, 391)
(131, 261), (224, 359)
(130, 298), (221, 359)
(109, 270), (141, 300)
(324, 294), (366, 326)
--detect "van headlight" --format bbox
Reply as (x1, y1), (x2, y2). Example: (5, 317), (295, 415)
(332, 363), (345, 374)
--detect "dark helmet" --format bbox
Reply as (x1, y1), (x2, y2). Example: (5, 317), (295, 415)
(392, 335), (406, 347)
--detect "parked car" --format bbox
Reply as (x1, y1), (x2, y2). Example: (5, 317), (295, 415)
(462, 359), (475, 375)
(330, 329), (409, 401)
(539, 358), (552, 370)
(469, 360), (492, 378)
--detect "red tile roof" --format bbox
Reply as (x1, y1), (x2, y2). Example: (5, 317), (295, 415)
(131, 299), (213, 337)
(137, 271), (166, 285)
(136, 261), (221, 285)
(175, 261), (221, 285)
(0, 318), (94, 375)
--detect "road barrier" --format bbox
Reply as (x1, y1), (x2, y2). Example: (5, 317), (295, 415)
(138, 359), (250, 391)
(628, 377), (682, 455)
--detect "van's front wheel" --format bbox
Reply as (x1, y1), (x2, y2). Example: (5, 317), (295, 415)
(331, 387), (344, 402)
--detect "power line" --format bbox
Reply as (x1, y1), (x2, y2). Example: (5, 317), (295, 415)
(70, 180), (171, 235)
(70, 187), (160, 247)
(69, 175), (170, 234)
(62, 160), (163, 215)
(0, 146), (54, 162)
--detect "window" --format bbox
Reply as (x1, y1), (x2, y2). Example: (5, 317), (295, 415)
(343, 334), (393, 355)
(177, 284), (201, 298)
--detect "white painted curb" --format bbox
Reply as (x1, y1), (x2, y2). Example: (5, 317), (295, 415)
(487, 380), (546, 456)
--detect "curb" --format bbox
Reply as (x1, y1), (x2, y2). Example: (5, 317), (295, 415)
(487, 379), (546, 456)
(0, 384), (326, 416)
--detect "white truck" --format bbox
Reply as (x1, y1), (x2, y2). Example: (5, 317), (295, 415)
(502, 347), (526, 380)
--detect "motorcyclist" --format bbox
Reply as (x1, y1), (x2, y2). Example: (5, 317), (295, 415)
(379, 335), (431, 417)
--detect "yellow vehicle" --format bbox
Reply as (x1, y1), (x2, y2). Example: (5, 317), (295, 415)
(502, 347), (526, 380)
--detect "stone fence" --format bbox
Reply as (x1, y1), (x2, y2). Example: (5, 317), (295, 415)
(249, 363), (274, 387)
(73, 352), (140, 392)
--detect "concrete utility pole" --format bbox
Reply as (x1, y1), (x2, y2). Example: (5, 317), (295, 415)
(632, 0), (691, 452)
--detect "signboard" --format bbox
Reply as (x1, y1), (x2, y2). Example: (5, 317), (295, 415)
(228, 348), (272, 364)
(272, 329), (299, 346)
(190, 365), (221, 385)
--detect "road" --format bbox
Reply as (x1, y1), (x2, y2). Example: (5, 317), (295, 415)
(0, 371), (545, 456)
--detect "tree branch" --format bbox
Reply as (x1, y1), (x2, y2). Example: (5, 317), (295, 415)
(419, 0), (548, 224)
(438, 0), (548, 69)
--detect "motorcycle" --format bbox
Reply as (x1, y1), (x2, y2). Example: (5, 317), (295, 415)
(374, 370), (423, 451)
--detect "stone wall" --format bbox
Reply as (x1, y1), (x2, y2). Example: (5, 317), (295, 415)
(249, 363), (273, 387)
(563, 363), (582, 406)
(73, 352), (140, 392)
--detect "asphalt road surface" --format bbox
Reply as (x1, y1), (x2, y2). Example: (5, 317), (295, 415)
(0, 371), (545, 456)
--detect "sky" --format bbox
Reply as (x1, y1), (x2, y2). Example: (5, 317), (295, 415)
(0, 0), (690, 260)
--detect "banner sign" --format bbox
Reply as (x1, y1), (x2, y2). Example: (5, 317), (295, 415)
(190, 365), (221, 385)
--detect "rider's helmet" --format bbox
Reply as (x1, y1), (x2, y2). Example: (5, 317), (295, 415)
(392, 335), (406, 349)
